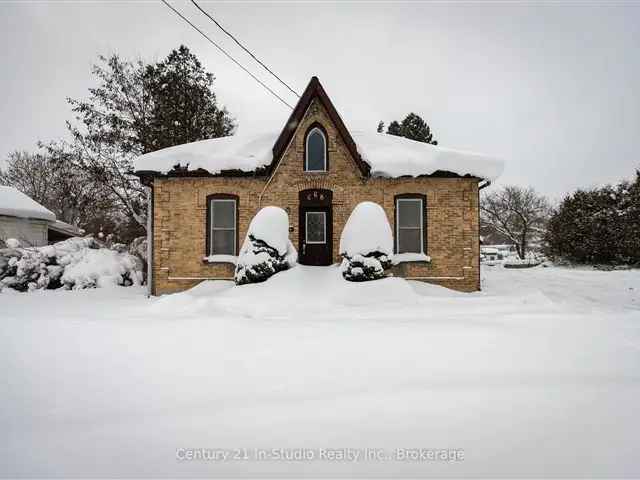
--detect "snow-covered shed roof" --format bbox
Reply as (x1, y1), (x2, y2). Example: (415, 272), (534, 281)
(49, 220), (83, 236)
(134, 77), (503, 182)
(0, 186), (56, 222)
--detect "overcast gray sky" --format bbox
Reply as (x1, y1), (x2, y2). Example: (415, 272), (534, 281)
(1, 1), (639, 199)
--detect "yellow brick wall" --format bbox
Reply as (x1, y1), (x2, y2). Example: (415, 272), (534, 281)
(151, 98), (480, 295)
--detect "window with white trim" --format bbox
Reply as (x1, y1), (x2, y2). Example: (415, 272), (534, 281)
(209, 198), (237, 255)
(305, 127), (327, 171)
(396, 197), (424, 253)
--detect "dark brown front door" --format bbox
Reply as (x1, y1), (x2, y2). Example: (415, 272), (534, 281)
(299, 189), (333, 266)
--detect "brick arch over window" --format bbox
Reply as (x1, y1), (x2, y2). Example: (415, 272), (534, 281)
(294, 177), (336, 192)
(304, 122), (329, 172)
(394, 193), (428, 254)
(205, 193), (239, 257)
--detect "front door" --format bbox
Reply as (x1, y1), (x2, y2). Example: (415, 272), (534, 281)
(299, 189), (333, 266)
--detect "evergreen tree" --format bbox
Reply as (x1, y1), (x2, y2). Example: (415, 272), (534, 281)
(545, 172), (640, 265)
(400, 112), (437, 144)
(376, 121), (384, 133)
(65, 45), (236, 230)
(383, 113), (438, 144)
(144, 45), (235, 151)
(386, 120), (402, 136)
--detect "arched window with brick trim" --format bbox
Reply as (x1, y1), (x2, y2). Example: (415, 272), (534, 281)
(304, 124), (328, 172)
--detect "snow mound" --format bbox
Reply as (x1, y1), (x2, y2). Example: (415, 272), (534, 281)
(234, 207), (297, 285)
(154, 265), (421, 318)
(340, 202), (393, 282)
(0, 186), (56, 221)
(340, 201), (393, 257)
(5, 238), (20, 249)
(134, 130), (503, 181)
(247, 205), (290, 256)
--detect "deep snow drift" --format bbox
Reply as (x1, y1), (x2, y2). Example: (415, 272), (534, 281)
(1, 265), (639, 477)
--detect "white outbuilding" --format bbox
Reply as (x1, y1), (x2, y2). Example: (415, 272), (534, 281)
(0, 186), (81, 247)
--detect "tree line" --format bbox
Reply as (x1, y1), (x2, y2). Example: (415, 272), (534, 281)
(480, 173), (640, 266)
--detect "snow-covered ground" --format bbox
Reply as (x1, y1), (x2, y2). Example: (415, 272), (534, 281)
(1, 265), (639, 477)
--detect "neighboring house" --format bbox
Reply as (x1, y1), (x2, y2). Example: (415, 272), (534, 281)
(0, 186), (82, 246)
(135, 77), (503, 294)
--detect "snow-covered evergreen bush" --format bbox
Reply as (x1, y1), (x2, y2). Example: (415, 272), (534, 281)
(545, 172), (640, 265)
(235, 207), (296, 285)
(339, 201), (393, 282)
(0, 237), (144, 292)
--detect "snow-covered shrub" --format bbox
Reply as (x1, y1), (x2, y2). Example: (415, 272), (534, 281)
(235, 207), (297, 285)
(339, 201), (393, 282)
(61, 248), (143, 289)
(0, 236), (143, 292)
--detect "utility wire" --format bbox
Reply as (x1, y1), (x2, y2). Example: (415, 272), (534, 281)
(160, 0), (294, 110)
(190, 0), (300, 98)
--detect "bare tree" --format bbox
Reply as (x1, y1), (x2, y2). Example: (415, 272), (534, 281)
(480, 185), (551, 259)
(0, 151), (55, 205)
(1, 149), (115, 229)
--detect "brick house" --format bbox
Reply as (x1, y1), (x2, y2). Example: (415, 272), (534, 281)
(135, 77), (502, 295)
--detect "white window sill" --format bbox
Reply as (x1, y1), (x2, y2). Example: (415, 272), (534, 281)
(203, 255), (237, 265)
(392, 253), (432, 265)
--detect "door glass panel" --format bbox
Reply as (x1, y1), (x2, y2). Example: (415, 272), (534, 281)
(306, 212), (326, 243)
(398, 199), (421, 228)
(212, 200), (235, 228)
(398, 229), (421, 253)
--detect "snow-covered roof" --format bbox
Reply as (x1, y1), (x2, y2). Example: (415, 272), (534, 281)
(353, 131), (503, 181)
(134, 130), (503, 181)
(49, 220), (83, 236)
(0, 186), (56, 222)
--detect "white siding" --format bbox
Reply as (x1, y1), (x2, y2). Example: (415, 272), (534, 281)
(0, 216), (49, 246)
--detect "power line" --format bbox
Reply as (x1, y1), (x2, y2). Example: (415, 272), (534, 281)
(160, 0), (294, 110)
(190, 0), (300, 99)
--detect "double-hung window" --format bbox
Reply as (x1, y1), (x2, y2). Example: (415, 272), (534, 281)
(208, 196), (237, 256)
(395, 196), (425, 253)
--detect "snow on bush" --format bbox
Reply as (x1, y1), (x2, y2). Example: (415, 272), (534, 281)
(339, 201), (393, 282)
(0, 237), (144, 292)
(234, 207), (297, 285)
(5, 238), (21, 249)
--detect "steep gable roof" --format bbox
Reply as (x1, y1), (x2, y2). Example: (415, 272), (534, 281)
(269, 76), (371, 177)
